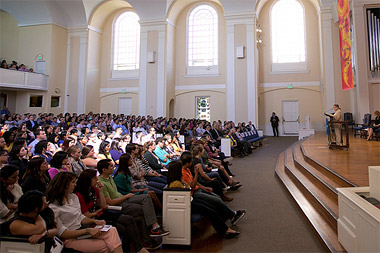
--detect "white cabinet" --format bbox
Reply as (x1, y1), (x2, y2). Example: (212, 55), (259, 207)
(162, 189), (192, 245)
(337, 187), (380, 252)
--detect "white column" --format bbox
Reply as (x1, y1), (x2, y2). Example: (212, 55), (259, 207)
(65, 28), (88, 114)
(246, 18), (257, 125)
(64, 37), (71, 113)
(139, 20), (167, 117)
(157, 25), (166, 117)
(139, 29), (148, 116)
(226, 20), (235, 122)
(77, 35), (87, 114)
(320, 8), (336, 110)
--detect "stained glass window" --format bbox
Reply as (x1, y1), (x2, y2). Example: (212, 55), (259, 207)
(196, 97), (211, 121)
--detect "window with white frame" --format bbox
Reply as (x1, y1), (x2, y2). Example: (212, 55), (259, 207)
(112, 11), (140, 79)
(187, 4), (218, 76)
(271, 0), (307, 72)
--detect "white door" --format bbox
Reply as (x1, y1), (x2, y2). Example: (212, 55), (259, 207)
(282, 101), (299, 134)
(118, 98), (132, 115)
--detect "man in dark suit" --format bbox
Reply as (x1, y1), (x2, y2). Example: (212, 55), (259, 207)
(25, 115), (38, 131)
(270, 112), (280, 137)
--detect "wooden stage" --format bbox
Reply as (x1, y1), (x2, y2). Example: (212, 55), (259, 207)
(275, 131), (380, 252)
(302, 131), (380, 187)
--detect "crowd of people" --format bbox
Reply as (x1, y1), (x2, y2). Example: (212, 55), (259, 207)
(1, 59), (33, 72)
(0, 112), (257, 252)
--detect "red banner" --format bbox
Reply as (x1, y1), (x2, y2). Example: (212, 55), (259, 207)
(338, 0), (354, 90)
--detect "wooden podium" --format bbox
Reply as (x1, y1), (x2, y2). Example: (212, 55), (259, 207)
(327, 120), (349, 150)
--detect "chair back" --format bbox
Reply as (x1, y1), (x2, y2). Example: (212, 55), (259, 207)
(363, 114), (372, 126)
(344, 112), (353, 122)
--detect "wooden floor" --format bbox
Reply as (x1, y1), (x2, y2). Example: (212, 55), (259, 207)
(302, 131), (380, 187)
(275, 131), (380, 252)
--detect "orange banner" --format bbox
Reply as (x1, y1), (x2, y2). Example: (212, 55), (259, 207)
(338, 0), (354, 90)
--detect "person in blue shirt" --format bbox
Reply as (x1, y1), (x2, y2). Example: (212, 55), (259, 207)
(153, 138), (173, 166)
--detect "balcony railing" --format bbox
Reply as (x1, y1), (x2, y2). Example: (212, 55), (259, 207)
(0, 68), (48, 91)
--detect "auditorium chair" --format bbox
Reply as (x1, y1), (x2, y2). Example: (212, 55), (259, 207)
(343, 112), (355, 130)
(0, 236), (45, 253)
(353, 113), (371, 138)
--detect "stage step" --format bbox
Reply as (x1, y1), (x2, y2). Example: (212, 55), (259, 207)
(293, 143), (352, 195)
(275, 143), (346, 252)
(285, 148), (339, 221)
(300, 143), (357, 187)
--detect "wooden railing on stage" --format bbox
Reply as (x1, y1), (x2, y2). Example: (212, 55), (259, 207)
(328, 121), (349, 150)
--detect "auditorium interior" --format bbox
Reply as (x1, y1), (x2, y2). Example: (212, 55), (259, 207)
(0, 0), (380, 252)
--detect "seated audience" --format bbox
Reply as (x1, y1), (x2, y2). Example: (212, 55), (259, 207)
(48, 151), (72, 179)
(34, 140), (53, 164)
(153, 138), (172, 166)
(47, 172), (123, 253)
(67, 146), (87, 175)
(9, 191), (58, 251)
(167, 160), (240, 238)
(81, 145), (98, 170)
(22, 157), (50, 194)
(97, 159), (169, 248)
(0, 165), (22, 234)
(367, 110), (380, 141)
(74, 169), (149, 252)
(143, 141), (167, 174)
(9, 145), (28, 183)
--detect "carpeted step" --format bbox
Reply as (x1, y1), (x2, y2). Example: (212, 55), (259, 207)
(275, 149), (346, 252)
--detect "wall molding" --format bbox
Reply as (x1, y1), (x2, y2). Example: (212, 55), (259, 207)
(88, 25), (102, 34)
(140, 19), (167, 32)
(260, 81), (321, 88)
(18, 21), (67, 29)
(100, 87), (139, 93)
(224, 12), (256, 25)
(175, 84), (226, 91)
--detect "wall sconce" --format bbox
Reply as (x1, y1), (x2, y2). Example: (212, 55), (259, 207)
(147, 51), (156, 63)
(256, 21), (263, 47)
(236, 46), (245, 59)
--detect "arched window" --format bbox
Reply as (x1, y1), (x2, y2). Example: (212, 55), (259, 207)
(271, 0), (306, 72)
(187, 4), (218, 75)
(112, 11), (140, 78)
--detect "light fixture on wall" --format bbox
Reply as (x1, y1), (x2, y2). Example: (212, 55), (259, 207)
(256, 21), (263, 47)
(236, 46), (245, 59)
(147, 51), (156, 63)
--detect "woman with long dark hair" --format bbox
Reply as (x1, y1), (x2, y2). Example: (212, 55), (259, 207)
(81, 145), (98, 170)
(97, 140), (113, 163)
(22, 157), (50, 194)
(9, 145), (28, 183)
(75, 170), (148, 253)
(46, 172), (123, 253)
(0, 165), (22, 233)
(34, 140), (53, 164)
(109, 138), (124, 165)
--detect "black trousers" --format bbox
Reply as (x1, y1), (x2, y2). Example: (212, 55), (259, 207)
(272, 125), (279, 136)
(192, 199), (228, 235)
(104, 211), (144, 252)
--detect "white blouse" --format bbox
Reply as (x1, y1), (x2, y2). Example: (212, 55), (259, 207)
(49, 193), (86, 236)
